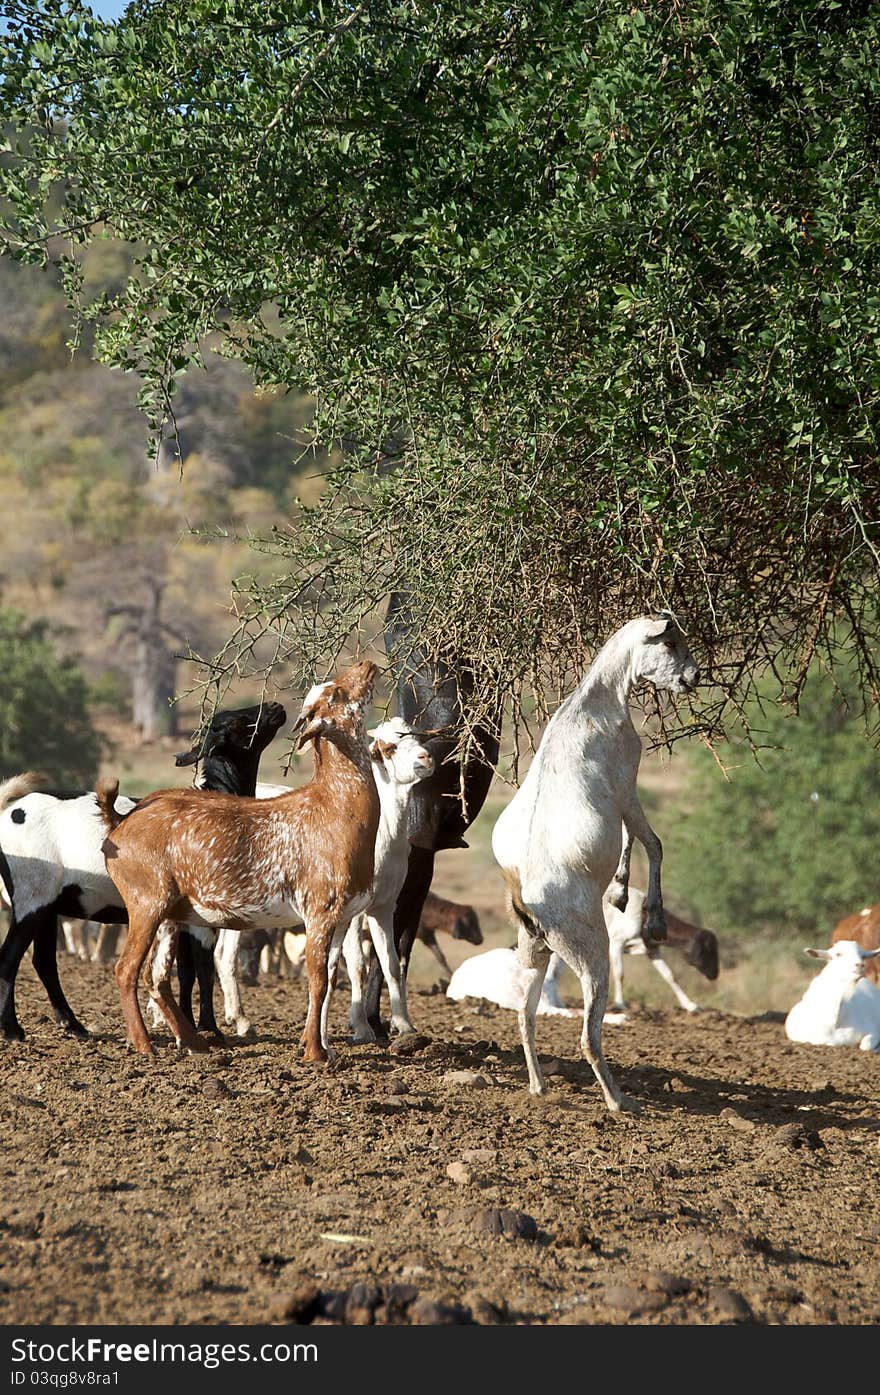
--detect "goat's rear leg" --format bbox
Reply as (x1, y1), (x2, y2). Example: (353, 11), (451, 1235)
(114, 912), (164, 1055)
(150, 977), (211, 1053)
(32, 914), (88, 1037)
(567, 930), (640, 1115)
(148, 923), (210, 1051)
(343, 917), (376, 1044)
(190, 933), (224, 1043)
(215, 930), (252, 1038)
(515, 926), (552, 1095)
(302, 920), (337, 1064)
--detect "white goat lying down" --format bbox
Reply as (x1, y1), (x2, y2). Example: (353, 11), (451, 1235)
(602, 886), (719, 1015)
(446, 946), (581, 1018)
(491, 612), (699, 1114)
(784, 940), (880, 1050)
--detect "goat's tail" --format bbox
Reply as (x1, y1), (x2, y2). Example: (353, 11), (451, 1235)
(502, 868), (544, 941)
(95, 778), (123, 834)
(0, 771), (49, 813)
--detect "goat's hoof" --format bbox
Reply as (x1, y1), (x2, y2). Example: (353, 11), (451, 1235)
(349, 1029), (376, 1045)
(612, 1093), (642, 1116)
(233, 1021), (255, 1040)
(199, 1028), (226, 1047)
(61, 1018), (89, 1039)
(1, 1022), (25, 1043)
(390, 1022), (417, 1039)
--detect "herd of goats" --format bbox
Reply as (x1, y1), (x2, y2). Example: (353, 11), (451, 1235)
(1, 597), (879, 1117)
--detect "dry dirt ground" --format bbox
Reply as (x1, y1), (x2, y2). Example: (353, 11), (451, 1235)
(2, 955), (879, 1327)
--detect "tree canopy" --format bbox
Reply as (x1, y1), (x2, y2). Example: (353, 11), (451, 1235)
(3, 0), (880, 747)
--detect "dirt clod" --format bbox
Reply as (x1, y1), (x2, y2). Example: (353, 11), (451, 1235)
(472, 1208), (538, 1242)
(708, 1287), (753, 1322)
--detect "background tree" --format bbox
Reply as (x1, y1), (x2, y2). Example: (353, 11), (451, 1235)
(2, 1), (880, 748)
(661, 659), (880, 937)
(0, 607), (102, 783)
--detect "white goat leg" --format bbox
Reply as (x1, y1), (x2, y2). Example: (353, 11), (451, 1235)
(647, 949), (698, 1012)
(364, 903), (415, 1036)
(214, 929), (252, 1037)
(516, 927), (552, 1095)
(343, 917), (375, 1043)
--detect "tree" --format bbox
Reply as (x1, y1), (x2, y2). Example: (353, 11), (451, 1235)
(2, 2), (880, 745)
(661, 661), (880, 937)
(0, 607), (102, 783)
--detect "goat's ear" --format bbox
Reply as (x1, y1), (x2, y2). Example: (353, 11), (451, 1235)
(646, 611), (678, 641)
(369, 739), (383, 761)
(805, 947), (830, 960)
(174, 747), (200, 767)
(295, 716), (329, 750)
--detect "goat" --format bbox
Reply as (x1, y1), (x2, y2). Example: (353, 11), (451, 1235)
(0, 701), (285, 1042)
(417, 891), (483, 984)
(490, 611), (699, 1114)
(334, 718), (435, 1042)
(829, 904), (880, 983)
(602, 886), (719, 1014)
(784, 940), (880, 1049)
(360, 590), (500, 1036)
(447, 946), (580, 1017)
(208, 720), (435, 1042)
(95, 661), (380, 1060)
(151, 774), (292, 1041)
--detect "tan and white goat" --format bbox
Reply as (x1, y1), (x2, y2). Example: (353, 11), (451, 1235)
(96, 661), (380, 1062)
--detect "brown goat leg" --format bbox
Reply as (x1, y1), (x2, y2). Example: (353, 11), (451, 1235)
(425, 934), (454, 984)
(302, 922), (334, 1063)
(114, 912), (162, 1055)
(150, 979), (211, 1052)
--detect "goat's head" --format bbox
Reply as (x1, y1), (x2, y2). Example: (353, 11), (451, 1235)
(452, 905), (483, 945)
(174, 701), (287, 768)
(806, 939), (880, 984)
(292, 660), (378, 749)
(686, 928), (719, 981)
(633, 611), (700, 696)
(369, 718), (435, 786)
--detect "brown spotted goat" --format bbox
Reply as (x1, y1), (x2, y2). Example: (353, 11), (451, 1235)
(829, 902), (880, 984)
(95, 661), (380, 1061)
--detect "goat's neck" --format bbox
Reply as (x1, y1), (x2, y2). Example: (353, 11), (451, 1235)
(560, 643), (637, 737)
(198, 756), (260, 798)
(310, 728), (376, 798)
(373, 774), (412, 861)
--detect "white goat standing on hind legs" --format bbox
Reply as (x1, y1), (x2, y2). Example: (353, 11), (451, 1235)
(491, 612), (700, 1115)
